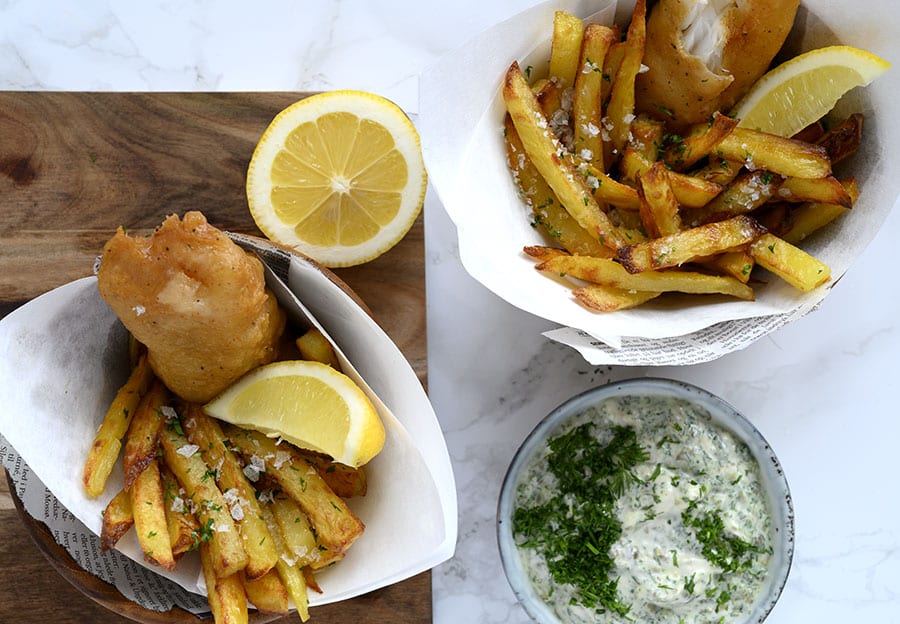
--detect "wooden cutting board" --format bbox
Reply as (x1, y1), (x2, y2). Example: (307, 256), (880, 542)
(0, 92), (430, 623)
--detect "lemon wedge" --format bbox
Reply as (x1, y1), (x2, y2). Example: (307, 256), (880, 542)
(204, 360), (385, 467)
(246, 90), (427, 267)
(732, 45), (891, 137)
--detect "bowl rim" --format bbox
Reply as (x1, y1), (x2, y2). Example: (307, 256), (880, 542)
(497, 377), (795, 624)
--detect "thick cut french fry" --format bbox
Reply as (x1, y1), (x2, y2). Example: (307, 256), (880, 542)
(83, 353), (154, 497)
(574, 284), (660, 312)
(572, 24), (618, 171)
(781, 178), (858, 245)
(101, 488), (134, 552)
(618, 215), (767, 273)
(619, 148), (724, 209)
(716, 127), (832, 179)
(503, 61), (628, 249)
(817, 113), (863, 165)
(637, 161), (681, 237)
(295, 328), (340, 370)
(523, 245), (570, 261)
(243, 569), (289, 615)
(750, 233), (831, 291)
(159, 463), (199, 558)
(538, 255), (754, 300)
(260, 505), (310, 623)
(181, 405), (278, 580)
(268, 493), (342, 570)
(604, 0), (647, 162)
(123, 379), (168, 490)
(224, 425), (365, 555)
(628, 115), (665, 160)
(130, 460), (176, 571)
(692, 155), (743, 186)
(200, 542), (248, 624)
(776, 175), (852, 207)
(600, 38), (625, 103)
(297, 449), (367, 499)
(505, 116), (611, 256)
(160, 418), (248, 579)
(700, 250), (756, 284)
(548, 11), (584, 88)
(662, 112), (739, 171)
(683, 170), (782, 226)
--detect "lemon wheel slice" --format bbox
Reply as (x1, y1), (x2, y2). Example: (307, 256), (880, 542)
(247, 90), (427, 267)
(204, 360), (385, 467)
(731, 45), (891, 137)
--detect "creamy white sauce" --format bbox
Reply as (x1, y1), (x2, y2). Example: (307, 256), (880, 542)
(513, 394), (772, 623)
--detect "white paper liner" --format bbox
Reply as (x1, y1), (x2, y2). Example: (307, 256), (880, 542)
(419, 0), (900, 365)
(0, 243), (456, 613)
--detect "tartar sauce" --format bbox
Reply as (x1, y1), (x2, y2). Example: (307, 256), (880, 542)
(512, 394), (772, 623)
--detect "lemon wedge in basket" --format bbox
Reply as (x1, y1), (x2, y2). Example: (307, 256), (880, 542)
(204, 360), (385, 467)
(246, 90), (427, 267)
(731, 45), (890, 137)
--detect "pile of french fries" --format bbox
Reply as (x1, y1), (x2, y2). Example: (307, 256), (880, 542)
(82, 329), (367, 623)
(503, 2), (862, 312)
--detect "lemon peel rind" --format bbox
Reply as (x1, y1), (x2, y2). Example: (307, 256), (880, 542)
(247, 90), (427, 268)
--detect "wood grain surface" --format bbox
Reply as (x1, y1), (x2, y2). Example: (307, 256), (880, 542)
(0, 92), (430, 623)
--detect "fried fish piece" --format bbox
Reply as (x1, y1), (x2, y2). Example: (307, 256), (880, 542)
(97, 211), (285, 403)
(636, 0), (800, 129)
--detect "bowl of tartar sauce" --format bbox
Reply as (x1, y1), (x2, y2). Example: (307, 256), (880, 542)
(497, 378), (794, 624)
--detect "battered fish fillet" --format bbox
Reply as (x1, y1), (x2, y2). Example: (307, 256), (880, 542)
(97, 211), (285, 403)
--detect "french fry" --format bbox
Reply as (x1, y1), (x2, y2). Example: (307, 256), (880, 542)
(100, 488), (134, 552)
(565, 154), (642, 213)
(661, 112), (739, 171)
(548, 11), (584, 87)
(683, 170), (783, 226)
(817, 113), (863, 164)
(700, 250), (756, 284)
(716, 127), (832, 179)
(181, 404), (278, 580)
(572, 24), (618, 171)
(618, 215), (767, 273)
(130, 460), (176, 571)
(538, 255), (754, 300)
(224, 425), (365, 555)
(268, 493), (343, 570)
(523, 245), (571, 261)
(503, 61), (628, 249)
(504, 115), (611, 256)
(297, 449), (368, 499)
(260, 505), (310, 623)
(628, 115), (665, 160)
(295, 327), (341, 370)
(83, 352), (153, 497)
(122, 379), (168, 490)
(776, 175), (853, 207)
(750, 233), (831, 291)
(159, 463), (199, 558)
(604, 0), (647, 162)
(243, 569), (289, 615)
(160, 417), (248, 579)
(200, 542), (248, 624)
(619, 148), (724, 209)
(600, 38), (625, 103)
(781, 178), (858, 245)
(637, 161), (681, 237)
(573, 284), (660, 312)
(692, 155), (743, 186)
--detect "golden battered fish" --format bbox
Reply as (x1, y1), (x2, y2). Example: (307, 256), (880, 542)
(97, 211), (285, 403)
(636, 0), (800, 129)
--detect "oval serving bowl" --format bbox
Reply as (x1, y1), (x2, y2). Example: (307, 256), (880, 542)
(497, 378), (794, 624)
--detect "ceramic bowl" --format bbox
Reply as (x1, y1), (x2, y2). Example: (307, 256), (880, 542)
(497, 378), (794, 623)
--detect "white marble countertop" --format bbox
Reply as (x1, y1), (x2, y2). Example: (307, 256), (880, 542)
(3, 1), (898, 622)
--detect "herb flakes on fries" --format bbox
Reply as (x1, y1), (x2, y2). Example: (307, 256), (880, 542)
(502, 2), (880, 313)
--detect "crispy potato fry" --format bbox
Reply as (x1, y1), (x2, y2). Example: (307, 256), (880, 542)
(605, 0), (647, 162)
(122, 379), (168, 490)
(817, 113), (863, 165)
(548, 11), (584, 87)
(130, 460), (176, 571)
(716, 127), (832, 179)
(268, 493), (343, 570)
(295, 328), (340, 370)
(618, 215), (767, 273)
(504, 116), (611, 256)
(750, 233), (831, 291)
(181, 405), (279, 580)
(572, 24), (618, 171)
(662, 112), (739, 171)
(224, 425), (365, 555)
(101, 488), (134, 552)
(637, 161), (681, 237)
(776, 175), (852, 207)
(83, 352), (154, 497)
(523, 245), (571, 261)
(700, 250), (756, 284)
(243, 569), (289, 615)
(159, 463), (199, 558)
(684, 170), (782, 226)
(573, 285), (660, 312)
(538, 255), (754, 300)
(260, 505), (310, 623)
(200, 542), (248, 624)
(503, 61), (628, 249)
(781, 178), (858, 245)
(692, 155), (743, 186)
(160, 418), (248, 579)
(566, 155), (642, 213)
(297, 449), (367, 499)
(619, 148), (724, 209)
(628, 115), (665, 160)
